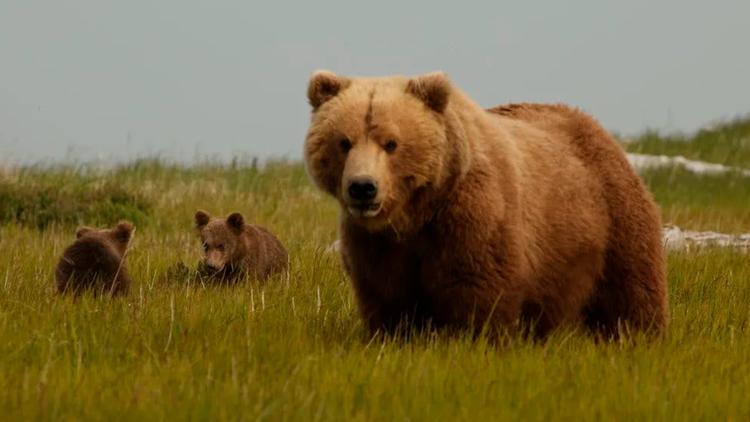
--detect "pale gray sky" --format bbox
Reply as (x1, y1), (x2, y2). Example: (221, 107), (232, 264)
(1, 0), (749, 163)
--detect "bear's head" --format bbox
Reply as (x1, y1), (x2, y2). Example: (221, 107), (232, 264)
(75, 221), (134, 256)
(194, 210), (247, 273)
(304, 71), (467, 235)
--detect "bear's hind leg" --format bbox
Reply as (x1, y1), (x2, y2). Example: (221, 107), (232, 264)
(585, 240), (668, 338)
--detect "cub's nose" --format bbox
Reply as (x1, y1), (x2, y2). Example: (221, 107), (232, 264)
(200, 261), (220, 272)
(348, 177), (378, 201)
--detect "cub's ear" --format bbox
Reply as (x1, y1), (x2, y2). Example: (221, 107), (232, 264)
(75, 226), (94, 239)
(226, 212), (245, 233)
(113, 221), (135, 244)
(195, 210), (211, 229)
(307, 70), (350, 110)
(406, 71), (451, 113)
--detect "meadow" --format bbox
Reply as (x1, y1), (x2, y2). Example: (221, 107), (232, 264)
(1, 118), (749, 420)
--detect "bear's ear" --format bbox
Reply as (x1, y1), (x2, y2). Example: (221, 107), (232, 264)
(226, 212), (245, 233)
(75, 226), (94, 239)
(113, 221), (134, 244)
(406, 72), (451, 113)
(307, 70), (350, 110)
(195, 210), (211, 229)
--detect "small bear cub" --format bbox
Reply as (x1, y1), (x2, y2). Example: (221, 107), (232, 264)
(194, 210), (288, 281)
(56, 221), (134, 296)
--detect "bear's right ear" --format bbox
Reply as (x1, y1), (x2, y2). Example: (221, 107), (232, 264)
(195, 210), (211, 229)
(113, 221), (135, 244)
(75, 226), (93, 239)
(307, 70), (350, 110)
(226, 212), (245, 233)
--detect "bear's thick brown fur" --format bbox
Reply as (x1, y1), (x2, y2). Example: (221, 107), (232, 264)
(194, 210), (289, 281)
(55, 221), (134, 297)
(304, 71), (668, 338)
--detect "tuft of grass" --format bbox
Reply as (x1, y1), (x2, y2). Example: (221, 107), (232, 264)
(625, 116), (750, 168)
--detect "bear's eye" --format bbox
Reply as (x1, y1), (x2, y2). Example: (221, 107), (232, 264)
(339, 138), (352, 153)
(216, 244), (225, 251)
(202, 242), (209, 252)
(384, 139), (398, 153)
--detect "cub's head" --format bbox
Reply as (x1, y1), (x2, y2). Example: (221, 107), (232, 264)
(194, 210), (247, 273)
(75, 221), (134, 256)
(304, 71), (457, 234)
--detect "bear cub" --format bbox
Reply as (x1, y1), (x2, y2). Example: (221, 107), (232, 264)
(56, 221), (134, 297)
(194, 210), (288, 281)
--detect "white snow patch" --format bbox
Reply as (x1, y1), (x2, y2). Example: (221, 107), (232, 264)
(663, 225), (750, 252)
(325, 227), (749, 253)
(626, 153), (750, 177)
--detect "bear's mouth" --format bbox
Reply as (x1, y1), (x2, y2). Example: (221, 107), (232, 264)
(347, 202), (382, 218)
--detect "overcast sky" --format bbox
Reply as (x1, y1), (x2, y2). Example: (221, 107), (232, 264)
(1, 1), (749, 163)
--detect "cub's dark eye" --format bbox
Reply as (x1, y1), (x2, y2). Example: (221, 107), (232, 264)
(384, 139), (398, 153)
(339, 138), (352, 153)
(216, 244), (225, 251)
(202, 242), (209, 252)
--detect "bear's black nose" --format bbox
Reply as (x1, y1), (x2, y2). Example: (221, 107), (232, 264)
(348, 177), (378, 201)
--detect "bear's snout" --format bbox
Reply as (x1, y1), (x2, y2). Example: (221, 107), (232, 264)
(201, 259), (222, 272)
(344, 174), (383, 220)
(341, 142), (387, 218)
(202, 251), (226, 272)
(347, 176), (378, 202)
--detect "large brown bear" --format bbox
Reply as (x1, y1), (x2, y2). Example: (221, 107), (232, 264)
(55, 221), (134, 297)
(304, 70), (668, 338)
(194, 210), (289, 281)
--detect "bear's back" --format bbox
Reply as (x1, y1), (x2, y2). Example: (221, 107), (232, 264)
(486, 103), (631, 173)
(245, 225), (289, 278)
(485, 103), (613, 243)
(56, 237), (130, 296)
(486, 102), (645, 222)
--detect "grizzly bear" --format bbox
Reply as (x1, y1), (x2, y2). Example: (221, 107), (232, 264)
(194, 210), (289, 281)
(55, 221), (134, 297)
(304, 70), (668, 338)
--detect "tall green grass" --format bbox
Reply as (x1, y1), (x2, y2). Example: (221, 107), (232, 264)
(643, 167), (750, 232)
(625, 116), (750, 167)
(0, 150), (749, 420)
(625, 116), (750, 232)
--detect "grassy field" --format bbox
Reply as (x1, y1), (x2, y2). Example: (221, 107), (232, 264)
(1, 120), (749, 420)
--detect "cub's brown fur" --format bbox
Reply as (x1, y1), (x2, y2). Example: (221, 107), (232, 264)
(304, 71), (668, 339)
(55, 221), (134, 297)
(194, 210), (289, 281)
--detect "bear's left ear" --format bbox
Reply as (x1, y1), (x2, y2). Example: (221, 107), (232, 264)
(226, 212), (245, 233)
(406, 72), (451, 113)
(307, 70), (350, 110)
(112, 221), (135, 244)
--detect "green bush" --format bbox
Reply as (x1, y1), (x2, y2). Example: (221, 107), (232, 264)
(0, 173), (151, 229)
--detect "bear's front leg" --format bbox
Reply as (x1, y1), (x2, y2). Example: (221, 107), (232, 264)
(356, 294), (396, 335)
(428, 280), (523, 337)
(353, 287), (426, 336)
(345, 258), (429, 337)
(340, 227), (427, 337)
